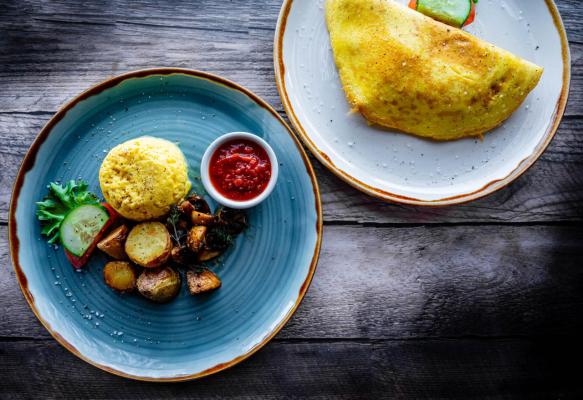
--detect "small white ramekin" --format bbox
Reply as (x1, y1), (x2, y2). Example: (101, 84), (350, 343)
(200, 132), (279, 209)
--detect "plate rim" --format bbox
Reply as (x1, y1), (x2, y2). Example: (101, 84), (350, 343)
(273, 0), (571, 206)
(8, 67), (323, 381)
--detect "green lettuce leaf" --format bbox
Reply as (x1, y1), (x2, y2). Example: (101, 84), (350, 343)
(36, 180), (99, 244)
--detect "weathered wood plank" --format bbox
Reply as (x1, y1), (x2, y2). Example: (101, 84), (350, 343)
(2, 224), (582, 340)
(556, 0), (583, 42)
(1, 113), (583, 224)
(0, 0), (581, 116)
(0, 1), (582, 397)
(0, 338), (581, 399)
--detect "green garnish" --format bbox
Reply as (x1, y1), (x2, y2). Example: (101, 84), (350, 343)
(204, 207), (248, 251)
(36, 180), (99, 244)
(205, 225), (234, 251)
(167, 204), (183, 245)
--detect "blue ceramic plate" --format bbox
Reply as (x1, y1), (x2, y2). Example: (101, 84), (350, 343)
(9, 69), (322, 381)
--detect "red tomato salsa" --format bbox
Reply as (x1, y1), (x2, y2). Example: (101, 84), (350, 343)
(209, 139), (272, 201)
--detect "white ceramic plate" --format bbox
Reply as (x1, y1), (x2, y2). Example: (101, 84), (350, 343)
(275, 0), (570, 205)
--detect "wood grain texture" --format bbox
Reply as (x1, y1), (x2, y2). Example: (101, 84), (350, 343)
(1, 0), (582, 397)
(1, 338), (582, 399)
(3, 224), (582, 340)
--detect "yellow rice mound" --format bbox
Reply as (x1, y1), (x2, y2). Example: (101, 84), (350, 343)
(99, 136), (191, 221)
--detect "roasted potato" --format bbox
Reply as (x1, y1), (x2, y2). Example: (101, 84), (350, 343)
(191, 211), (216, 226)
(103, 261), (136, 292)
(187, 226), (207, 253)
(137, 266), (181, 303)
(125, 222), (171, 268)
(197, 249), (222, 262)
(97, 225), (129, 260)
(187, 269), (221, 295)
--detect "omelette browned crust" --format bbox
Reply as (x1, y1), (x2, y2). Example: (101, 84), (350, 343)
(326, 0), (543, 140)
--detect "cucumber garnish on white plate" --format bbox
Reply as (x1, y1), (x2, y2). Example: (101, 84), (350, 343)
(410, 0), (478, 28)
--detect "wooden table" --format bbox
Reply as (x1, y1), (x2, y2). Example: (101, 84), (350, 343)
(1, 1), (582, 398)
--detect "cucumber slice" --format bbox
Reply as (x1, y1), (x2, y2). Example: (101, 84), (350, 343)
(417, 0), (472, 28)
(60, 204), (109, 257)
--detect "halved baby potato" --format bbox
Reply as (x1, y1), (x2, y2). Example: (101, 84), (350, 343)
(187, 226), (207, 253)
(137, 266), (181, 303)
(103, 261), (137, 292)
(187, 269), (221, 295)
(97, 224), (129, 260)
(125, 222), (171, 268)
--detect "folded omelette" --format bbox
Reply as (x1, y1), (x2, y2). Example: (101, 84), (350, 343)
(326, 0), (543, 140)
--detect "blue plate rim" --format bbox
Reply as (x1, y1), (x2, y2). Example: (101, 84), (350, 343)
(8, 67), (323, 382)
